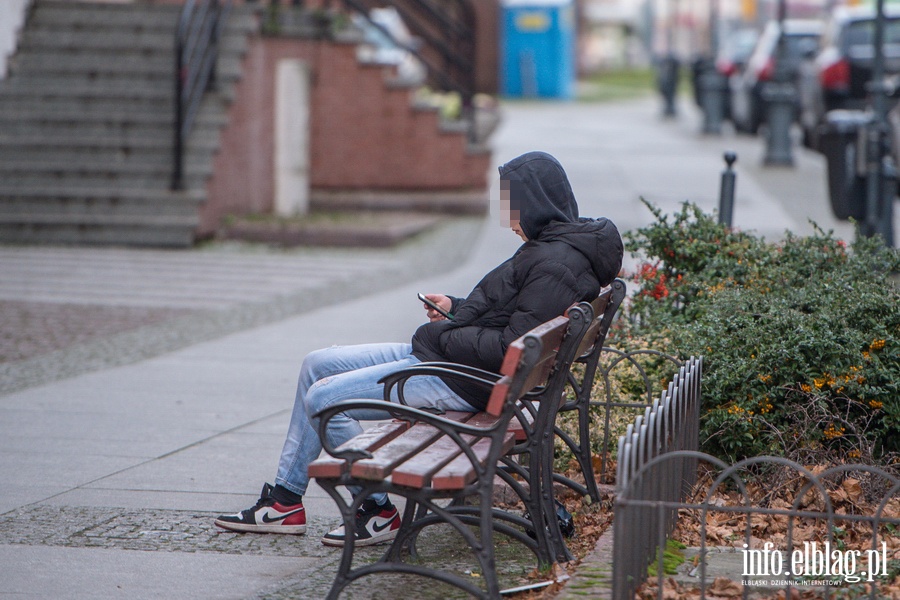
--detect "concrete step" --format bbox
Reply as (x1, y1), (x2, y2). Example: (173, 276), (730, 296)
(29, 1), (257, 35)
(0, 80), (236, 108)
(0, 185), (205, 207)
(31, 0), (181, 19)
(0, 94), (173, 114)
(0, 106), (227, 128)
(3, 66), (242, 90)
(30, 1), (180, 27)
(17, 29), (248, 56)
(0, 131), (221, 151)
(10, 53), (244, 82)
(0, 172), (209, 192)
(0, 212), (200, 228)
(0, 222), (198, 248)
(0, 77), (176, 98)
(0, 146), (215, 165)
(0, 152), (213, 172)
(19, 29), (176, 52)
(0, 188), (205, 248)
(0, 117), (225, 140)
(13, 53), (175, 77)
(0, 91), (232, 117)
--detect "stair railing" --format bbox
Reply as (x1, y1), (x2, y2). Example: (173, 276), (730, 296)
(172, 0), (231, 191)
(338, 0), (477, 137)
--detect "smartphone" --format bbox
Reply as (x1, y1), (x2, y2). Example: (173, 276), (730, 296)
(417, 293), (454, 320)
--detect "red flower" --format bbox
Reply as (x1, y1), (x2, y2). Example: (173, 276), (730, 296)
(651, 275), (669, 300)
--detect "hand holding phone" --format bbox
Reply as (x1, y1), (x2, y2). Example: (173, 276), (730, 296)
(418, 293), (454, 320)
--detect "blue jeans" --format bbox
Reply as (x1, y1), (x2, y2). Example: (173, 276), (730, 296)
(275, 343), (475, 503)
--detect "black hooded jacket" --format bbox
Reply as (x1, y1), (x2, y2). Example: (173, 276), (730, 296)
(411, 152), (623, 410)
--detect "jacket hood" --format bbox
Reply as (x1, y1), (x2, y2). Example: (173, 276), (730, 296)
(539, 218), (624, 287)
(499, 151), (578, 240)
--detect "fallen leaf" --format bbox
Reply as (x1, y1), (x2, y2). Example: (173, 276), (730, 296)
(842, 478), (863, 504)
(707, 576), (743, 598)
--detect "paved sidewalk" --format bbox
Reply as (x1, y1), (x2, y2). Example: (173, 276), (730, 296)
(0, 96), (885, 599)
(0, 218), (483, 396)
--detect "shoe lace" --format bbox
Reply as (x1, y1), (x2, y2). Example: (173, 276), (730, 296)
(242, 493), (276, 518)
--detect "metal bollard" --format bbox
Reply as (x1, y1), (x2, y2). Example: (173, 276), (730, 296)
(762, 81), (796, 166)
(657, 55), (679, 118)
(718, 152), (737, 227)
(700, 65), (727, 134)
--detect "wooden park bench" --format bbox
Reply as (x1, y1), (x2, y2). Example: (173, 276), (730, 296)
(307, 284), (624, 597)
(308, 312), (587, 597)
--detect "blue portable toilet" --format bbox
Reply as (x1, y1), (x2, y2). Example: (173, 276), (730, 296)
(500, 0), (576, 99)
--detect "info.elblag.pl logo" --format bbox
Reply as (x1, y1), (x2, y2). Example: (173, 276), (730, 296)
(741, 541), (891, 585)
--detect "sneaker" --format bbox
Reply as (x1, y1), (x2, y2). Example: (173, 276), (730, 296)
(214, 483), (307, 534)
(322, 498), (400, 547)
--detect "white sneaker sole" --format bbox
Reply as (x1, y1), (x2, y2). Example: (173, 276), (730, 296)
(321, 528), (398, 547)
(214, 519), (307, 535)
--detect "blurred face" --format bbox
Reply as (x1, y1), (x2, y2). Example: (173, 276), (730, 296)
(500, 179), (527, 241)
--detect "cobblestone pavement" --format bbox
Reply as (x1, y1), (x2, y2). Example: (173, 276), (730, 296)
(0, 504), (544, 599)
(0, 300), (196, 363)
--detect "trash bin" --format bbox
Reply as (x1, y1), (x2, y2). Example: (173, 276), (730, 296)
(819, 110), (870, 221)
(500, 0), (576, 99)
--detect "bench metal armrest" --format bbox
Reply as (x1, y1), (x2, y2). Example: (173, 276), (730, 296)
(415, 362), (549, 399)
(414, 361), (503, 382)
(377, 364), (497, 406)
(312, 399), (508, 464)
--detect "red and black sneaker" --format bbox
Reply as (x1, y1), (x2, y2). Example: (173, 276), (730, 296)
(321, 498), (400, 547)
(214, 483), (306, 535)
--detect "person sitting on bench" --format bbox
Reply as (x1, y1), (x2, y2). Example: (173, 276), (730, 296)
(214, 151), (624, 547)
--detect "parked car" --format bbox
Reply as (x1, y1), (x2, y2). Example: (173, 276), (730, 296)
(716, 27), (760, 79)
(729, 19), (822, 134)
(798, 5), (900, 150)
(688, 28), (759, 116)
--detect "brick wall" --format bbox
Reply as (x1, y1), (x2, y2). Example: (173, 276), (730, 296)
(199, 31), (492, 236)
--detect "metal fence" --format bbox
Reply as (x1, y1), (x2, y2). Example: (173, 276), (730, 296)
(612, 359), (900, 600)
(612, 356), (703, 599)
(589, 349), (687, 484)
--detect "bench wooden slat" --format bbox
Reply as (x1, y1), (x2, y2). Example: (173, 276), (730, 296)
(431, 431), (516, 490)
(350, 414), (474, 480)
(391, 410), (534, 489)
(507, 415), (527, 442)
(308, 420), (410, 478)
(391, 411), (532, 488)
(391, 430), (478, 488)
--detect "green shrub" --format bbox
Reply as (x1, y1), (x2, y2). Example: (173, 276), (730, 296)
(620, 200), (900, 466)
